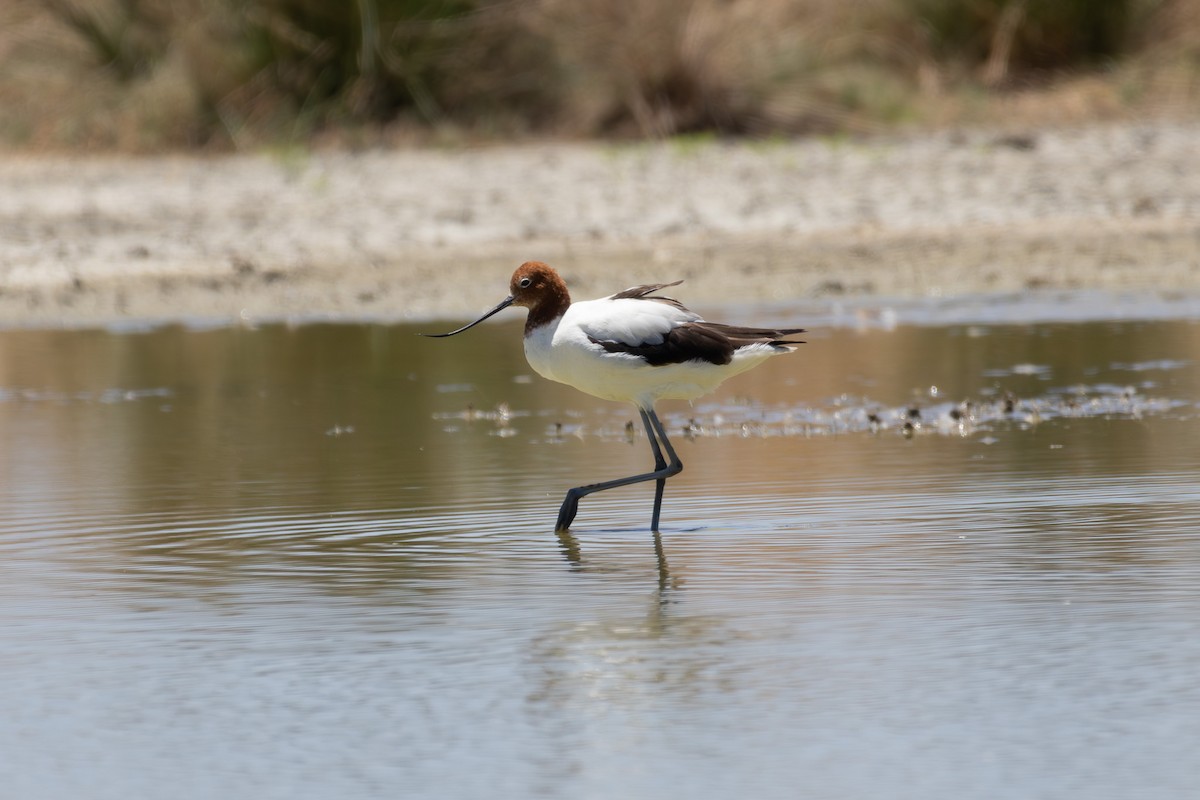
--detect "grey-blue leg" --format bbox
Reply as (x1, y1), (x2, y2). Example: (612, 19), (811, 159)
(643, 408), (683, 530)
(554, 405), (684, 531)
(639, 407), (668, 530)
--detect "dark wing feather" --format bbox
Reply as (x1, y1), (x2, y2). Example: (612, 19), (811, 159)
(701, 322), (807, 348)
(589, 321), (806, 367)
(610, 280), (684, 299)
(609, 281), (687, 311)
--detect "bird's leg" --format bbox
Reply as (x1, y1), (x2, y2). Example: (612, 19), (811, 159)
(644, 407), (683, 530)
(554, 406), (682, 532)
(637, 407), (669, 527)
(640, 407), (668, 471)
(645, 407), (683, 473)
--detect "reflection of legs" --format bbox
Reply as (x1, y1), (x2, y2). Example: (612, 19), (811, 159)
(555, 405), (684, 531)
(555, 528), (582, 569)
(653, 529), (670, 593)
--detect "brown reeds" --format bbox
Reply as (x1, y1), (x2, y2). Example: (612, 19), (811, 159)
(1, 0), (1196, 150)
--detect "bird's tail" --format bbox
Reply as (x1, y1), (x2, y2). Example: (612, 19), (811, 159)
(703, 323), (806, 348)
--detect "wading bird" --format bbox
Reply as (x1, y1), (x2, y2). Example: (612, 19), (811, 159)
(423, 262), (804, 531)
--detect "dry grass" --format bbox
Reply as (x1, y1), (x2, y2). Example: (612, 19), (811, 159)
(1, 0), (1197, 151)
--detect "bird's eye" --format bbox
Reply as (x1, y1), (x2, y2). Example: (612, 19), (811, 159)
(519, 277), (532, 288)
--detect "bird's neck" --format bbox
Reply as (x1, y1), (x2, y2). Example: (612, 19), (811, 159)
(524, 286), (571, 335)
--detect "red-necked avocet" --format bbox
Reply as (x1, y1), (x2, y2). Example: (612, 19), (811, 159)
(423, 261), (805, 531)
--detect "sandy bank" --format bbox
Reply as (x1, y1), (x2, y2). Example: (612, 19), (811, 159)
(1, 123), (1198, 327)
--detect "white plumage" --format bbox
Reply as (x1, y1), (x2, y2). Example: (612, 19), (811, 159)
(525, 297), (788, 406)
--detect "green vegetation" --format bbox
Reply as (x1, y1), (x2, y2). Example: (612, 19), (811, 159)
(2, 0), (1197, 150)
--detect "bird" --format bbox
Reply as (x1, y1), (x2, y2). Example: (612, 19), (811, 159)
(422, 261), (805, 531)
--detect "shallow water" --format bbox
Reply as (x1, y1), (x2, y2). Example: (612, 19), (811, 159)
(2, 312), (1199, 799)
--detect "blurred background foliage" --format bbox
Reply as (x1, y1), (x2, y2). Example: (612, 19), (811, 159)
(1, 0), (1197, 150)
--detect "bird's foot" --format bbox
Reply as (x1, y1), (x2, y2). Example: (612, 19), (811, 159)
(555, 489), (581, 531)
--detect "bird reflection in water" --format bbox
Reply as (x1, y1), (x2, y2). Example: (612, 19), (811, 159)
(555, 528), (679, 601)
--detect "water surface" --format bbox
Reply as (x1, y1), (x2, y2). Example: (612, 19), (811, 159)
(2, 313), (1199, 799)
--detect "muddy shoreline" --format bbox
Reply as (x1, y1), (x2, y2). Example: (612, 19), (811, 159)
(2, 123), (1198, 328)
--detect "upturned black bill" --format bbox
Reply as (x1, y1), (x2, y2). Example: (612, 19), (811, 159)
(419, 296), (515, 337)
